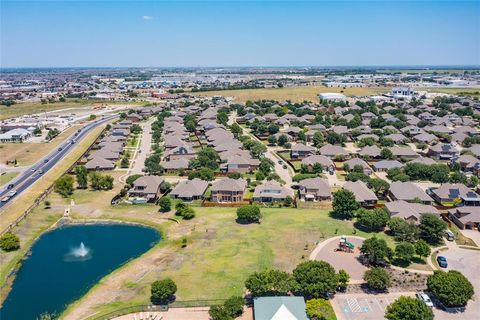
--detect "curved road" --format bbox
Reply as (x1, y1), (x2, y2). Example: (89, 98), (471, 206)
(0, 115), (117, 210)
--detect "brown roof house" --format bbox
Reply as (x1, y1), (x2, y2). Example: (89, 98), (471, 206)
(221, 155), (260, 173)
(160, 158), (190, 172)
(211, 178), (247, 203)
(85, 157), (115, 171)
(359, 145), (381, 159)
(170, 178), (209, 201)
(386, 200), (440, 224)
(344, 181), (378, 207)
(448, 207), (480, 229)
(163, 145), (197, 161)
(298, 177), (331, 201)
(128, 175), (165, 203)
(253, 180), (293, 203)
(319, 144), (349, 159)
(344, 158), (373, 175)
(427, 143), (459, 160)
(388, 181), (433, 204)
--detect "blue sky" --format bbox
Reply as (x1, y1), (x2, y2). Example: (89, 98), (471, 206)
(1, 1), (479, 67)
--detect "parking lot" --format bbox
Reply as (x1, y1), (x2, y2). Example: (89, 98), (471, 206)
(331, 292), (414, 320)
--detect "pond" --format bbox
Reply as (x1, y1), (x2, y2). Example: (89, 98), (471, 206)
(1, 223), (161, 320)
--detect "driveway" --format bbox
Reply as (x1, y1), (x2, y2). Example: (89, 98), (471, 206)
(432, 247), (480, 319)
(460, 229), (480, 247)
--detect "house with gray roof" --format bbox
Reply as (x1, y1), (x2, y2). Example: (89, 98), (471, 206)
(253, 180), (293, 203)
(301, 155), (334, 172)
(85, 157), (115, 171)
(344, 181), (378, 207)
(160, 158), (189, 172)
(254, 296), (308, 320)
(128, 175), (165, 203)
(389, 181), (433, 204)
(386, 200), (440, 224)
(319, 144), (349, 159)
(427, 143), (459, 160)
(430, 183), (480, 206)
(448, 206), (480, 229)
(372, 160), (404, 172)
(290, 143), (316, 159)
(344, 158), (373, 175)
(170, 178), (209, 201)
(359, 145), (381, 159)
(298, 177), (331, 201)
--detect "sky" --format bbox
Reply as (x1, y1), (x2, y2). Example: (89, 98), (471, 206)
(1, 1), (479, 67)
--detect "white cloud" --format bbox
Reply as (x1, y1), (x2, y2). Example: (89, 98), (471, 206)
(142, 16), (153, 20)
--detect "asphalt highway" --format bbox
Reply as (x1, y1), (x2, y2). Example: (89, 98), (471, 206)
(0, 115), (117, 209)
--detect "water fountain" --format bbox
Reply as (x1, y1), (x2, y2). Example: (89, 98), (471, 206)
(73, 242), (89, 257)
(64, 242), (92, 262)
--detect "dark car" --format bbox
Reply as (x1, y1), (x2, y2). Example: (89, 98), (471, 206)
(58, 147), (62, 151)
(44, 159), (49, 163)
(437, 256), (448, 268)
(7, 184), (14, 189)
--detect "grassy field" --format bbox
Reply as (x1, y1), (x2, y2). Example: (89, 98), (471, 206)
(193, 86), (391, 103)
(0, 99), (144, 121)
(0, 172), (19, 187)
(193, 85), (480, 102)
(0, 125), (82, 166)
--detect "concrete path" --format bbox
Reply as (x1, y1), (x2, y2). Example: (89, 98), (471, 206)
(130, 118), (154, 175)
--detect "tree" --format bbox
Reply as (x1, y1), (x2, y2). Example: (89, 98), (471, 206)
(381, 148), (394, 160)
(292, 260), (339, 298)
(356, 208), (390, 232)
(33, 127), (42, 136)
(175, 201), (195, 219)
(236, 205), (261, 223)
(385, 296), (434, 320)
(368, 178), (390, 196)
(89, 172), (114, 190)
(419, 213), (447, 244)
(305, 298), (336, 320)
(427, 270), (474, 307)
(144, 154), (163, 175)
(126, 174), (142, 187)
(414, 239), (431, 258)
(395, 242), (416, 262)
(74, 165), (88, 189)
(245, 269), (292, 297)
(363, 267), (391, 291)
(267, 135), (277, 145)
(0, 232), (20, 252)
(360, 237), (393, 266)
(190, 147), (219, 170)
(120, 156), (130, 168)
(54, 175), (74, 197)
(313, 131), (324, 147)
(130, 124), (142, 134)
(387, 217), (419, 242)
(231, 123), (243, 138)
(277, 134), (288, 146)
(188, 167), (215, 181)
(150, 278), (177, 305)
(158, 197), (172, 212)
(209, 305), (233, 320)
(337, 269), (350, 292)
(223, 296), (244, 318)
(331, 189), (359, 220)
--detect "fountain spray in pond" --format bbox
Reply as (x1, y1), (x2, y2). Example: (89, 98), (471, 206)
(64, 242), (92, 262)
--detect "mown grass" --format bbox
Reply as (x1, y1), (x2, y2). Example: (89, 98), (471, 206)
(0, 172), (19, 187)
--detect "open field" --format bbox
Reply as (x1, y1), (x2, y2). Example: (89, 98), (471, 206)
(0, 99), (145, 121)
(0, 172), (19, 187)
(193, 86), (391, 103)
(0, 125), (82, 166)
(193, 85), (480, 102)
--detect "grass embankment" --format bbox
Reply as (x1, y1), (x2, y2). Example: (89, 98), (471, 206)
(0, 172), (19, 187)
(0, 125), (81, 166)
(423, 87), (480, 98)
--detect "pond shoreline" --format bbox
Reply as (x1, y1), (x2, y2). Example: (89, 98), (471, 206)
(0, 217), (164, 309)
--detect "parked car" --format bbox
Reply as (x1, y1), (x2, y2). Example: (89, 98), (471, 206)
(437, 256), (448, 268)
(416, 292), (434, 307)
(445, 230), (455, 241)
(283, 164), (288, 169)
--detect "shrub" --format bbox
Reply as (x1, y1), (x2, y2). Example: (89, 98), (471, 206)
(236, 205), (261, 223)
(54, 175), (74, 197)
(363, 267), (391, 291)
(158, 197), (172, 212)
(0, 232), (20, 252)
(245, 269), (292, 297)
(305, 298), (336, 320)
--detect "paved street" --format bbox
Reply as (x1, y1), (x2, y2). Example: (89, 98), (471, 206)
(130, 118), (154, 175)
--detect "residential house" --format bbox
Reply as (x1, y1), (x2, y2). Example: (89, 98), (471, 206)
(430, 183), (480, 206)
(388, 181), (433, 204)
(359, 145), (381, 159)
(290, 143), (316, 159)
(253, 296), (308, 320)
(319, 144), (349, 159)
(127, 176), (165, 203)
(301, 155), (335, 172)
(344, 158), (373, 175)
(386, 200), (440, 224)
(253, 180), (293, 203)
(85, 157), (115, 171)
(298, 177), (331, 201)
(448, 207), (480, 229)
(427, 143), (459, 160)
(372, 160), (404, 172)
(344, 181), (378, 207)
(170, 179), (209, 201)
(211, 178), (247, 203)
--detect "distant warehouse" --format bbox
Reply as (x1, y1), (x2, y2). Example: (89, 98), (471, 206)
(319, 92), (346, 102)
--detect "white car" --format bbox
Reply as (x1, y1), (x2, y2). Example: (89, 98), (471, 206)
(416, 292), (434, 307)
(1, 196), (10, 202)
(7, 190), (16, 197)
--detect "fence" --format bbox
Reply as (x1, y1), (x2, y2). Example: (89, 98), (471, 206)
(93, 300), (226, 320)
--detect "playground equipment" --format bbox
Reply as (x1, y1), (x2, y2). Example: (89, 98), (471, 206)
(336, 236), (355, 253)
